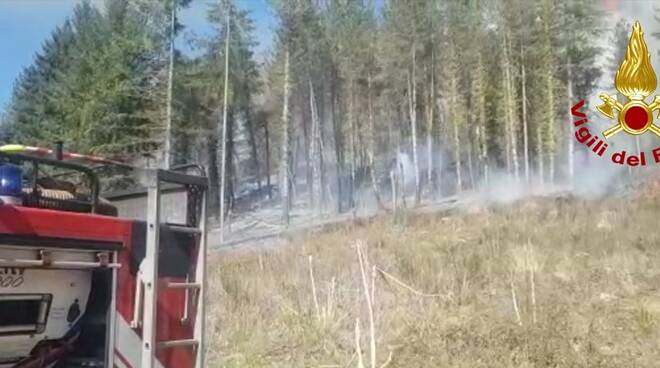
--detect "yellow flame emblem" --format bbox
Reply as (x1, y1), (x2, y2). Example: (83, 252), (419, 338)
(597, 21), (660, 138)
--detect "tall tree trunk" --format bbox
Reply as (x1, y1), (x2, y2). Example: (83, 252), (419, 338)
(246, 107), (261, 190)
(566, 57), (574, 187)
(436, 99), (445, 194)
(521, 43), (530, 183)
(502, 34), (512, 176)
(280, 48), (291, 225)
(427, 53), (435, 196)
(263, 118), (272, 199)
(301, 86), (312, 206)
(367, 72), (386, 210)
(408, 47), (421, 205)
(207, 134), (220, 218)
(543, 21), (556, 184)
(317, 79), (327, 209)
(226, 111), (235, 210)
(536, 125), (544, 183)
(163, 1), (175, 168)
(546, 72), (556, 184)
(348, 79), (356, 211)
(448, 43), (461, 193)
(219, 10), (231, 241)
(467, 128), (475, 189)
(478, 123), (488, 185)
(309, 80), (323, 215)
(331, 66), (343, 213)
(475, 54), (488, 185)
(453, 116), (461, 193)
(451, 74), (461, 193)
(291, 133), (299, 204)
(505, 33), (520, 181)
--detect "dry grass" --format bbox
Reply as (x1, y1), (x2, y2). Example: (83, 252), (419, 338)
(205, 189), (660, 367)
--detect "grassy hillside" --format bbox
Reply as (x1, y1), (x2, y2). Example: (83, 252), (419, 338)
(206, 187), (660, 367)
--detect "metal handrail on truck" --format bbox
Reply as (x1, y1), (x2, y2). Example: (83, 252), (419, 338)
(0, 150), (102, 213)
(0, 144), (209, 368)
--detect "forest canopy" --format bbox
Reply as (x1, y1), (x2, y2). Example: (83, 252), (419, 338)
(0, 0), (610, 221)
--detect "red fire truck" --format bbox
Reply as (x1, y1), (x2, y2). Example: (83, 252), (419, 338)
(0, 145), (208, 368)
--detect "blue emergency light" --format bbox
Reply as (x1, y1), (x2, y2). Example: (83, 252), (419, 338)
(0, 163), (23, 199)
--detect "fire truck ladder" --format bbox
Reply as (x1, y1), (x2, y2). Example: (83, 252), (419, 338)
(139, 168), (208, 368)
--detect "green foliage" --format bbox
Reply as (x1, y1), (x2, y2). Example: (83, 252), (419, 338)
(3, 0), (164, 158)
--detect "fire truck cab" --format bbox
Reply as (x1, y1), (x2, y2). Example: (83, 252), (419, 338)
(0, 145), (208, 368)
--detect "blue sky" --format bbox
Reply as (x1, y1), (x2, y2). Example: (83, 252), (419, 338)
(0, 0), (275, 110)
